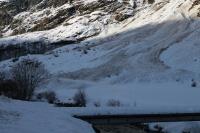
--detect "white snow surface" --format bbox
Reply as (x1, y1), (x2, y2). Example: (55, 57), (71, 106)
(0, 0), (200, 107)
(1, 0), (200, 107)
(1, 0), (200, 133)
(1, 97), (200, 133)
(0, 97), (95, 133)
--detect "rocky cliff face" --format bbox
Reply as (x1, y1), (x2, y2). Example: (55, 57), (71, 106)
(1, 0), (200, 84)
(0, 0), (155, 37)
(0, 0), (157, 61)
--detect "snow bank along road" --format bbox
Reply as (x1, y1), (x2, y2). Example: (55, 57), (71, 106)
(3, 97), (200, 133)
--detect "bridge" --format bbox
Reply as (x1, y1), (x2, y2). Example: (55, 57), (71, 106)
(74, 112), (200, 125)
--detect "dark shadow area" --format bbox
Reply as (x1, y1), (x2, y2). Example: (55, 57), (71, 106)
(0, 19), (188, 61)
(58, 19), (195, 81)
(0, 19), (196, 81)
(0, 39), (77, 61)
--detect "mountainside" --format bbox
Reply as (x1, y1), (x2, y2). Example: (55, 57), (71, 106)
(1, 0), (199, 78)
(0, 0), (155, 37)
(0, 0), (200, 105)
(0, 0), (200, 99)
(0, 0), (139, 60)
(1, 0), (200, 133)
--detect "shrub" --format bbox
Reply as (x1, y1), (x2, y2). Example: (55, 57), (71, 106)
(11, 58), (48, 100)
(94, 101), (101, 107)
(54, 102), (82, 107)
(153, 125), (163, 132)
(12, 58), (19, 62)
(191, 79), (197, 87)
(36, 91), (57, 104)
(0, 72), (21, 99)
(0, 79), (20, 99)
(106, 99), (121, 107)
(73, 89), (87, 107)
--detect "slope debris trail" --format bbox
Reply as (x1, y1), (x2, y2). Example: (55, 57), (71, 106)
(60, 0), (200, 82)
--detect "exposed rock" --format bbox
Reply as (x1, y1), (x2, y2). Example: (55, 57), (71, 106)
(0, 0), (154, 37)
(0, 0), (156, 61)
(114, 12), (132, 21)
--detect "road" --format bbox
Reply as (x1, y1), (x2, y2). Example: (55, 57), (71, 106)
(74, 112), (200, 125)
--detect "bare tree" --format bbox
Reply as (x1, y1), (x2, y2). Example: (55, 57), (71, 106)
(36, 91), (57, 104)
(11, 58), (48, 100)
(73, 89), (87, 107)
(107, 99), (121, 107)
(94, 101), (101, 107)
(0, 79), (19, 99)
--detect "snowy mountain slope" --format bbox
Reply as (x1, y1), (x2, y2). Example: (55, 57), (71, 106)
(1, 0), (200, 133)
(0, 0), (200, 95)
(0, 0), (138, 37)
(0, 0), (140, 61)
(0, 0), (200, 105)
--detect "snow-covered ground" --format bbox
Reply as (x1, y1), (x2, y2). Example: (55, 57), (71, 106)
(1, 96), (200, 133)
(0, 96), (95, 133)
(1, 0), (200, 133)
(1, 0), (200, 105)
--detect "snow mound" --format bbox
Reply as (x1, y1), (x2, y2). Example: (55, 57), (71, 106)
(0, 97), (95, 133)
